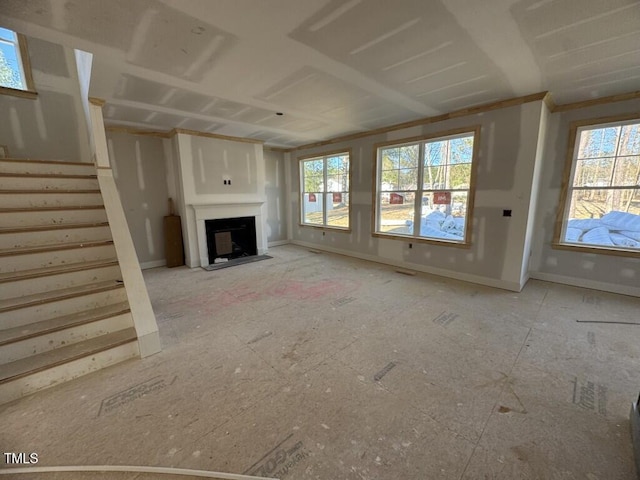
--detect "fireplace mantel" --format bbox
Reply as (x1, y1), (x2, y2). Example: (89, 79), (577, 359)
(190, 202), (267, 267)
(192, 201), (264, 213)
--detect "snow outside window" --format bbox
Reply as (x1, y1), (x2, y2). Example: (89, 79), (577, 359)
(374, 128), (478, 245)
(557, 118), (640, 254)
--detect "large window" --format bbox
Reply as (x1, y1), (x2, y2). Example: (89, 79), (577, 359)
(555, 116), (640, 255)
(300, 150), (351, 230)
(0, 27), (35, 97)
(374, 127), (479, 244)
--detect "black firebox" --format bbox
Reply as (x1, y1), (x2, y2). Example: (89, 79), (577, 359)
(205, 216), (257, 264)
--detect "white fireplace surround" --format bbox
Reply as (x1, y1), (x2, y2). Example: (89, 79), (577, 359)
(191, 202), (267, 267)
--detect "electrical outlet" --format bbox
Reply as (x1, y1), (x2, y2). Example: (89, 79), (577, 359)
(503, 209), (512, 217)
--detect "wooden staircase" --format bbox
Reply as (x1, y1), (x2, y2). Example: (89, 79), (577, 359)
(0, 158), (140, 404)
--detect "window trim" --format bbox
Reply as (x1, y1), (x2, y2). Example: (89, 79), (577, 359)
(371, 125), (481, 247)
(298, 148), (352, 232)
(0, 32), (37, 99)
(553, 113), (640, 258)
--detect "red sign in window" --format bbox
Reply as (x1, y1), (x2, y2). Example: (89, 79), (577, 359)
(333, 192), (342, 203)
(390, 193), (404, 205)
(433, 191), (451, 204)
(308, 193), (316, 202)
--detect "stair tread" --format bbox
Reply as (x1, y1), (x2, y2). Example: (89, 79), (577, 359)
(0, 173), (97, 179)
(0, 327), (137, 384)
(0, 301), (131, 346)
(0, 158), (93, 167)
(0, 239), (113, 257)
(0, 222), (109, 234)
(0, 189), (101, 194)
(0, 280), (124, 313)
(0, 258), (119, 284)
(0, 205), (104, 213)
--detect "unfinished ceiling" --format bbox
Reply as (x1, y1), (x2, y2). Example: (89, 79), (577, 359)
(0, 0), (638, 147)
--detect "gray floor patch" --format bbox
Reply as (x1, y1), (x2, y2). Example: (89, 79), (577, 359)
(244, 433), (309, 478)
(248, 331), (273, 344)
(433, 311), (459, 327)
(331, 296), (355, 307)
(572, 377), (608, 415)
(374, 361), (397, 381)
(582, 294), (602, 307)
(98, 375), (177, 416)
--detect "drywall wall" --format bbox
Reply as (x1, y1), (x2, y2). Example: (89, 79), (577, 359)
(530, 99), (640, 296)
(290, 102), (546, 291)
(170, 133), (267, 267)
(175, 134), (264, 203)
(163, 134), (184, 218)
(106, 130), (169, 269)
(0, 33), (91, 162)
(264, 148), (287, 244)
(74, 48), (95, 159)
(519, 103), (549, 287)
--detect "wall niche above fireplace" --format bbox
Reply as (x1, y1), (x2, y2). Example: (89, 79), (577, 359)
(205, 216), (257, 264)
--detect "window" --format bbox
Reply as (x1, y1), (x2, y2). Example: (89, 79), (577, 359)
(0, 27), (35, 97)
(555, 116), (640, 255)
(374, 127), (479, 245)
(300, 150), (350, 230)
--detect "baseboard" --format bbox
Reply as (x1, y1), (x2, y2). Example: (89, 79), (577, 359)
(290, 240), (522, 292)
(137, 330), (162, 358)
(530, 271), (640, 297)
(139, 259), (167, 270)
(268, 240), (290, 247)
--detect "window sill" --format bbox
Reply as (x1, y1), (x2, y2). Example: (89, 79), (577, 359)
(0, 86), (38, 99)
(299, 223), (351, 233)
(552, 242), (640, 258)
(373, 231), (471, 248)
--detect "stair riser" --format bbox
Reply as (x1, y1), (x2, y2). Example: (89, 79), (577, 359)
(0, 192), (103, 209)
(0, 264), (122, 301)
(0, 208), (107, 227)
(0, 286), (128, 329)
(0, 244), (116, 273)
(0, 341), (139, 405)
(0, 177), (99, 191)
(2, 313), (134, 363)
(0, 226), (112, 249)
(0, 161), (95, 176)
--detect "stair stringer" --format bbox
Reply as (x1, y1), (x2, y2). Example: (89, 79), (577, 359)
(96, 168), (161, 358)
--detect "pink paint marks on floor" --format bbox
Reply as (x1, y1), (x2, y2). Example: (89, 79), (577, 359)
(266, 279), (361, 301)
(217, 285), (262, 307)
(172, 279), (363, 312)
(167, 286), (261, 313)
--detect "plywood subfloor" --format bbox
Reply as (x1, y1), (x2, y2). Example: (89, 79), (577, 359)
(1, 245), (638, 479)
